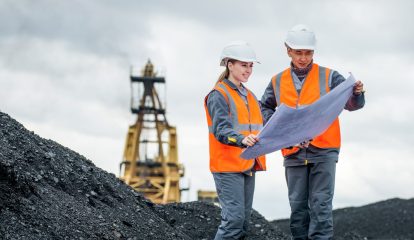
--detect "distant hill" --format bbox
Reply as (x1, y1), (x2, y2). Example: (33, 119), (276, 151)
(272, 198), (414, 239)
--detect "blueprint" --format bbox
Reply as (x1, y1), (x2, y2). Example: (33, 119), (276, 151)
(240, 74), (356, 159)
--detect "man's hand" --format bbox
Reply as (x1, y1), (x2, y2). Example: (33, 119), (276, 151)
(353, 80), (364, 95)
(242, 134), (258, 147)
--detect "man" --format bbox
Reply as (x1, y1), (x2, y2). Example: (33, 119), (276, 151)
(261, 24), (365, 239)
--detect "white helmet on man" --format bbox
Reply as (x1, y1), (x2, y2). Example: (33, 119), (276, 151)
(285, 24), (316, 50)
(219, 40), (259, 66)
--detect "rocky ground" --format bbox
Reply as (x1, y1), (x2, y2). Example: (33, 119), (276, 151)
(272, 198), (414, 240)
(0, 111), (289, 239)
(0, 112), (191, 239)
(154, 202), (288, 240)
(1, 110), (413, 240)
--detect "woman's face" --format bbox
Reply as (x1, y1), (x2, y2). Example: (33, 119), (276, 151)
(228, 60), (254, 84)
(288, 48), (314, 69)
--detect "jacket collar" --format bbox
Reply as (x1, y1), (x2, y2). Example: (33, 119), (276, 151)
(222, 79), (247, 96)
(223, 78), (245, 90)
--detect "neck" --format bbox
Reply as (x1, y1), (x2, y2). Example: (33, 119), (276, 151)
(228, 76), (242, 88)
(291, 61), (313, 80)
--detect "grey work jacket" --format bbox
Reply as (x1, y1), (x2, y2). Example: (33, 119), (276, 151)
(206, 79), (250, 148)
(260, 67), (365, 167)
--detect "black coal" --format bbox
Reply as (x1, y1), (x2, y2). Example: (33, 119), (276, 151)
(154, 201), (289, 240)
(0, 112), (192, 239)
(273, 198), (414, 239)
(1, 111), (412, 240)
(0, 111), (288, 239)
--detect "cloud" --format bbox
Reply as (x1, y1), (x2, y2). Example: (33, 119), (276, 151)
(1, 0), (413, 220)
(0, 0), (153, 58)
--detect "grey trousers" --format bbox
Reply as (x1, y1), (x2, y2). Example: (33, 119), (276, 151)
(212, 172), (255, 240)
(285, 161), (336, 240)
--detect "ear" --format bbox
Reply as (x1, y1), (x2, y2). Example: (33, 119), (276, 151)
(227, 61), (234, 71)
(287, 48), (292, 57)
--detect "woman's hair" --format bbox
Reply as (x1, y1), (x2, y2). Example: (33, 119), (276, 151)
(216, 59), (236, 84)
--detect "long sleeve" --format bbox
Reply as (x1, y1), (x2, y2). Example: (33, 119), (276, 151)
(330, 71), (365, 111)
(206, 90), (246, 147)
(260, 80), (277, 124)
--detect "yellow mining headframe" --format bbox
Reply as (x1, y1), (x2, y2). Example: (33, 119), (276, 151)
(120, 60), (185, 204)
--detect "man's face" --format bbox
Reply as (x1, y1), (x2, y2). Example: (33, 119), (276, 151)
(287, 48), (314, 69)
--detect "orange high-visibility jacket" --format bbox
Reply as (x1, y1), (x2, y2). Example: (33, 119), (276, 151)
(204, 81), (266, 173)
(271, 64), (341, 157)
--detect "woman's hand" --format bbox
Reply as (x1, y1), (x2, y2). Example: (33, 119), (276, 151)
(294, 140), (311, 149)
(242, 134), (258, 147)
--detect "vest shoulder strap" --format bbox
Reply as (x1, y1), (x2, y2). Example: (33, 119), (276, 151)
(272, 69), (287, 106)
(214, 83), (230, 105)
(317, 65), (332, 96)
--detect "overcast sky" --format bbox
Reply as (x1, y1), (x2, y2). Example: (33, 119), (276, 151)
(1, 0), (413, 220)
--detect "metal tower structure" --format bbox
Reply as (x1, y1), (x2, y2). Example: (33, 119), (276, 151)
(120, 60), (185, 204)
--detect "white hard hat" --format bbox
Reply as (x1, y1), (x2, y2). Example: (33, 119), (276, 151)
(285, 24), (316, 50)
(219, 40), (259, 66)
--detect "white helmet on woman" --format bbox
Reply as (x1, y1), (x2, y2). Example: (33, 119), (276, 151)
(285, 24), (316, 50)
(219, 41), (259, 66)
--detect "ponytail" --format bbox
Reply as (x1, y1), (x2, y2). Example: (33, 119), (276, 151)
(215, 59), (234, 85)
(216, 68), (229, 84)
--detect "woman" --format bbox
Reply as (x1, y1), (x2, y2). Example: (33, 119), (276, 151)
(204, 41), (267, 240)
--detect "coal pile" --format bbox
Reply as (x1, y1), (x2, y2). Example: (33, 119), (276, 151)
(154, 201), (289, 240)
(272, 198), (414, 240)
(3, 110), (410, 240)
(0, 112), (189, 240)
(0, 111), (289, 239)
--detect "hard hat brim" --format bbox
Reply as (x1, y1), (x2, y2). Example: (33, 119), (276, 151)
(285, 42), (315, 50)
(220, 58), (261, 66)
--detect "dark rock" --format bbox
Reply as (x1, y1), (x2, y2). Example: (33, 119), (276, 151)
(154, 201), (289, 240)
(0, 111), (190, 240)
(1, 110), (412, 240)
(272, 198), (414, 240)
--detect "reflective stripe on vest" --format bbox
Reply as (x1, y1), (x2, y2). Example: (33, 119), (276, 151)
(204, 81), (266, 172)
(272, 64), (341, 157)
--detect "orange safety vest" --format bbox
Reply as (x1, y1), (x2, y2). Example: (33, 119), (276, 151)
(204, 81), (266, 173)
(271, 64), (341, 157)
